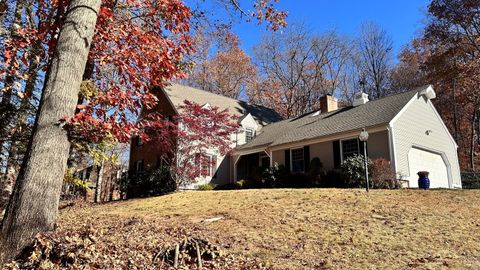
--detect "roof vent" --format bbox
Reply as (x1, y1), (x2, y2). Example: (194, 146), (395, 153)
(353, 92), (369, 106)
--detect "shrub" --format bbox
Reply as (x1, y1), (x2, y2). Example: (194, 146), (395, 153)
(122, 166), (177, 198)
(260, 164), (286, 188)
(214, 180), (244, 190)
(370, 159), (400, 189)
(308, 158), (325, 187)
(323, 169), (345, 188)
(285, 173), (312, 188)
(197, 183), (215, 190)
(341, 154), (372, 188)
(461, 171), (480, 189)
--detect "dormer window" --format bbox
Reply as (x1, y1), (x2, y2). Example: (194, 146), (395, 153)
(245, 128), (255, 142)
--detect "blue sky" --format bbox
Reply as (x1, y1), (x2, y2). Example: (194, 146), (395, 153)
(232, 0), (430, 58)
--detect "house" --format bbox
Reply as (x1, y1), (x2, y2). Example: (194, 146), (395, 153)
(234, 85), (462, 189)
(128, 84), (283, 188)
(130, 84), (462, 189)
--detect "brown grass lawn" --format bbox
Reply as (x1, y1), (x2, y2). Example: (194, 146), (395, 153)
(57, 189), (480, 269)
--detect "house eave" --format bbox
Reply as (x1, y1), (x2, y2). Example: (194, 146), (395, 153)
(266, 124), (388, 152)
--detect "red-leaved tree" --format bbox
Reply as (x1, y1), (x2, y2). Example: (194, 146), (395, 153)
(148, 100), (239, 187)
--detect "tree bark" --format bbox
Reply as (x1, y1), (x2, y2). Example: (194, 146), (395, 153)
(0, 0), (101, 264)
(94, 161), (104, 203)
(470, 110), (477, 172)
(452, 79), (459, 142)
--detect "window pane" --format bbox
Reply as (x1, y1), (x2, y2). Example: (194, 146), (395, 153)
(291, 148), (304, 172)
(200, 155), (212, 177)
(245, 128), (254, 142)
(342, 139), (359, 161)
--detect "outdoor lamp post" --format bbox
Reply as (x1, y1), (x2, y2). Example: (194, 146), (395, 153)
(359, 128), (369, 192)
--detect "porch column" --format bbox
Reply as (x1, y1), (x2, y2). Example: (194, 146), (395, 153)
(232, 154), (241, 182)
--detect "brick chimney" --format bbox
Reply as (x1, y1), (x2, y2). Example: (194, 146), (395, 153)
(320, 94), (338, 113)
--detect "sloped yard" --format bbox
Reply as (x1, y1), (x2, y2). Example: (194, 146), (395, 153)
(14, 189), (480, 269)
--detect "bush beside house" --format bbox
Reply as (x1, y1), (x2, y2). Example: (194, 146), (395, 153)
(122, 155), (402, 198)
(461, 171), (480, 189)
(120, 167), (177, 198)
(215, 155), (401, 190)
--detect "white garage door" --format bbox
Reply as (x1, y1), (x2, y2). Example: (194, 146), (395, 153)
(408, 148), (450, 188)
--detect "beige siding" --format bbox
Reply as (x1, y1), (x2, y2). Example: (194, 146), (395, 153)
(310, 141), (334, 170)
(269, 130), (390, 171)
(367, 130), (390, 160)
(272, 150), (285, 166)
(392, 95), (461, 187)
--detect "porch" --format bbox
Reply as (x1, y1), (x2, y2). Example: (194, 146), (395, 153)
(232, 129), (391, 182)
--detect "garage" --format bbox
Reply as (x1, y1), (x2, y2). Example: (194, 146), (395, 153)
(407, 147), (450, 188)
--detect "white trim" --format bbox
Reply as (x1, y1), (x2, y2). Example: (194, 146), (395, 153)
(407, 145), (453, 188)
(387, 125), (397, 173)
(269, 150), (273, 167)
(234, 147), (267, 156)
(389, 92), (419, 126)
(426, 99), (458, 148)
(240, 113), (259, 131)
(419, 85), (436, 99)
(232, 155), (241, 182)
(339, 137), (361, 163)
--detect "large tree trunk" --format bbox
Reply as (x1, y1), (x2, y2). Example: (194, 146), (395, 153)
(0, 0), (101, 264)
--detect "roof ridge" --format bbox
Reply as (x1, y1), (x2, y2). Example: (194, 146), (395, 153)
(168, 82), (279, 113)
(289, 88), (422, 120)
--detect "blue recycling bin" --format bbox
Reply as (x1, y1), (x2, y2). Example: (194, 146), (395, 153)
(417, 171), (430, 190)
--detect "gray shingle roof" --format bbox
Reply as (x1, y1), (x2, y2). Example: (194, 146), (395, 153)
(238, 87), (427, 150)
(164, 84), (283, 126)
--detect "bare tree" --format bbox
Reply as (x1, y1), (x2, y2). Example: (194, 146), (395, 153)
(252, 24), (353, 118)
(357, 22), (393, 99)
(0, 0), (101, 263)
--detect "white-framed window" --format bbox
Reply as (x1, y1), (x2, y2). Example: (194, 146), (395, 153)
(291, 148), (305, 173)
(341, 138), (360, 162)
(245, 128), (255, 142)
(197, 154), (217, 177)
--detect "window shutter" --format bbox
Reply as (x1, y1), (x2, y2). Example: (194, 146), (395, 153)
(211, 155), (217, 177)
(284, 150), (291, 172)
(303, 145), (310, 172)
(195, 154), (200, 177)
(333, 140), (341, 168)
(359, 139), (365, 156)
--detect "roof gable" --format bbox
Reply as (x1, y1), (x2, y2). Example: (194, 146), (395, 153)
(162, 84), (283, 126)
